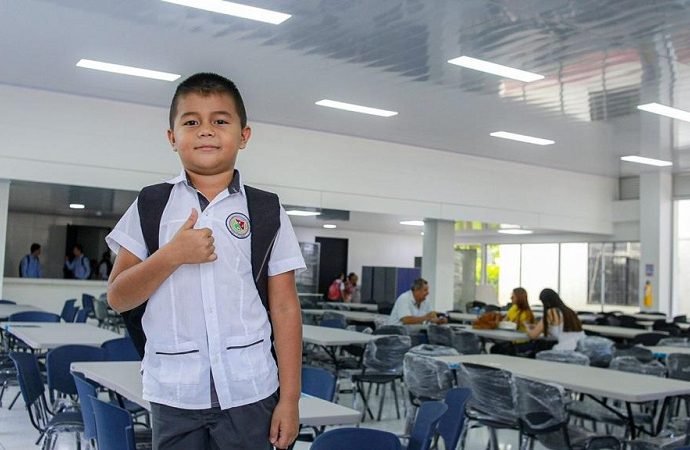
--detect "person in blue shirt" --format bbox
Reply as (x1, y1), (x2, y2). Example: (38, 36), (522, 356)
(19, 243), (42, 278)
(64, 244), (91, 279)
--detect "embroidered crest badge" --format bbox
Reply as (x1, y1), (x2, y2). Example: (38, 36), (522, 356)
(226, 212), (251, 239)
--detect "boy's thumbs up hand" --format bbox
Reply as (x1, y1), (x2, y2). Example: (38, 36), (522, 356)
(167, 209), (217, 265)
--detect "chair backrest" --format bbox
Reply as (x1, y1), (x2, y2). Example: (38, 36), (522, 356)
(320, 311), (347, 329)
(73, 373), (98, 441)
(609, 356), (667, 377)
(674, 315), (688, 323)
(666, 353), (690, 382)
(613, 346), (654, 363)
(0, 299), (17, 304)
(363, 335), (412, 373)
(82, 294), (96, 315)
(404, 353), (456, 401)
(460, 362), (517, 422)
(60, 299), (78, 323)
(654, 321), (681, 336)
(91, 396), (136, 450)
(93, 297), (110, 321)
(408, 344), (459, 357)
(47, 345), (105, 399)
(427, 324), (453, 347)
(8, 311), (60, 322)
(658, 337), (690, 347)
(74, 308), (88, 323)
(9, 351), (50, 432)
(451, 331), (482, 355)
(408, 401), (448, 450)
(373, 325), (408, 336)
(632, 332), (667, 346)
(311, 428), (402, 450)
(536, 350), (590, 365)
(514, 376), (568, 435)
(575, 336), (615, 367)
(302, 366), (336, 401)
(438, 387), (472, 450)
(102, 337), (141, 362)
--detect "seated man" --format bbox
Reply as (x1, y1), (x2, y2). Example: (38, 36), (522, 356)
(387, 278), (448, 325)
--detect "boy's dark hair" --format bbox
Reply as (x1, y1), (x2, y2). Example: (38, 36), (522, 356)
(73, 244), (83, 253)
(30, 243), (41, 253)
(169, 73), (247, 129)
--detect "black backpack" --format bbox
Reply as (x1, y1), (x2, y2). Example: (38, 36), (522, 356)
(121, 182), (280, 358)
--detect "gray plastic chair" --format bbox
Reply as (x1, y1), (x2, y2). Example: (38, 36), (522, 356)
(658, 337), (690, 347)
(575, 336), (615, 368)
(536, 350), (590, 366)
(609, 356), (667, 377)
(451, 330), (482, 355)
(613, 346), (654, 363)
(427, 324), (453, 347)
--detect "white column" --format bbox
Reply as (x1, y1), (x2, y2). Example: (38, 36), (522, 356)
(0, 179), (10, 297)
(421, 219), (455, 312)
(639, 172), (673, 313)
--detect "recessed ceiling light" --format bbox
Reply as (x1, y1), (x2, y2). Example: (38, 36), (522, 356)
(490, 131), (554, 146)
(420, 232), (425, 236)
(161, 0), (291, 24)
(76, 59), (180, 81)
(498, 229), (533, 235)
(285, 210), (321, 217)
(620, 155), (673, 167)
(447, 56), (544, 83)
(400, 220), (424, 227)
(637, 103), (690, 123)
(69, 203), (85, 210)
(315, 99), (398, 117)
(323, 224), (337, 229)
(500, 224), (521, 229)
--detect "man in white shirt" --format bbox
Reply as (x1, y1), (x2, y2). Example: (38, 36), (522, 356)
(387, 278), (448, 325)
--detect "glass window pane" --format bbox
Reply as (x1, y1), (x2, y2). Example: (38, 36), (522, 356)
(497, 244), (521, 306)
(675, 200), (690, 316)
(520, 244), (559, 306)
(559, 243), (588, 311)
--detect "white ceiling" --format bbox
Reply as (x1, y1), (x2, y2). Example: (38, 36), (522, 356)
(3, 0), (690, 178)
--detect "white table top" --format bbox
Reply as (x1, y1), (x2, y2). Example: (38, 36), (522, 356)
(302, 324), (380, 346)
(71, 361), (361, 427)
(634, 313), (668, 321)
(318, 302), (379, 312)
(636, 321), (690, 330)
(450, 324), (528, 342)
(0, 304), (42, 320)
(582, 324), (668, 339)
(447, 312), (478, 323)
(302, 309), (386, 324)
(646, 346), (690, 356)
(434, 354), (690, 403)
(2, 322), (122, 350)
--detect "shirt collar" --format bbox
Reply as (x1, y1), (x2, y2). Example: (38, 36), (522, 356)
(166, 169), (245, 196)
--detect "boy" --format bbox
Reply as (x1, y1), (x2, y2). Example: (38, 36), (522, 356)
(106, 73), (305, 449)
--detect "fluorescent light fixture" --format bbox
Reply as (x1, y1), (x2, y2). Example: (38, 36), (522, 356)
(161, 0), (290, 24)
(500, 224), (521, 229)
(420, 232), (425, 236)
(76, 59), (180, 81)
(490, 131), (555, 146)
(447, 56), (544, 83)
(69, 203), (85, 210)
(620, 155), (673, 167)
(400, 220), (425, 227)
(315, 99), (398, 117)
(498, 229), (533, 235)
(285, 210), (321, 217)
(637, 103), (690, 123)
(323, 224), (337, 229)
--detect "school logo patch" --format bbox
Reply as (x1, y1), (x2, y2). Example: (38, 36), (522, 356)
(226, 212), (251, 239)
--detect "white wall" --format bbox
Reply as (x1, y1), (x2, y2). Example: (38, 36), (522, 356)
(3, 278), (107, 314)
(0, 84), (617, 235)
(293, 226), (422, 277)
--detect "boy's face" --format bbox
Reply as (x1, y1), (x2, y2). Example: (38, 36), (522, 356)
(167, 92), (251, 177)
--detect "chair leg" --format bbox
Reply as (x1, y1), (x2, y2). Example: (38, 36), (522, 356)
(356, 381), (374, 421)
(391, 380), (401, 419)
(8, 390), (21, 409)
(488, 428), (499, 450)
(377, 383), (387, 421)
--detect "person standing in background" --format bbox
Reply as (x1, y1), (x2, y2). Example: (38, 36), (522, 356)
(343, 272), (360, 303)
(65, 244), (91, 279)
(97, 250), (113, 280)
(19, 243), (42, 278)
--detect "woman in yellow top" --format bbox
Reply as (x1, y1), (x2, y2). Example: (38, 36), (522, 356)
(503, 287), (535, 332)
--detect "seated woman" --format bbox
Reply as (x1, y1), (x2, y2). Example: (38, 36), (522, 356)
(503, 287), (535, 332)
(525, 288), (585, 350)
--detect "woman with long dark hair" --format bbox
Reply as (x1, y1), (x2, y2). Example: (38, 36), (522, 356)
(526, 288), (584, 350)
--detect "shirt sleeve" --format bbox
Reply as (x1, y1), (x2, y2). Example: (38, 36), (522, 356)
(105, 199), (149, 261)
(267, 205), (306, 276)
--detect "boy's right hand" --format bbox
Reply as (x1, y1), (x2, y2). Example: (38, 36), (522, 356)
(167, 209), (217, 265)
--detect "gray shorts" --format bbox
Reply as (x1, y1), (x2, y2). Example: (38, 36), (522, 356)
(151, 391), (279, 450)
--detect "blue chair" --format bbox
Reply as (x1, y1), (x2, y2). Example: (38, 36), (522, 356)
(311, 427), (402, 450)
(8, 311), (60, 322)
(91, 396), (137, 450)
(9, 352), (83, 449)
(302, 366), (336, 401)
(60, 299), (78, 323)
(102, 337), (141, 362)
(407, 401), (448, 450)
(0, 299), (17, 304)
(72, 373), (99, 448)
(74, 308), (88, 323)
(438, 388), (472, 450)
(46, 345), (105, 408)
(82, 294), (96, 319)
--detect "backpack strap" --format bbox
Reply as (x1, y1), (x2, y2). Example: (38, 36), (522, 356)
(121, 183), (174, 358)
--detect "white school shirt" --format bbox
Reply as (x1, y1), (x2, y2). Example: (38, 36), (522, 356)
(106, 170), (306, 410)
(387, 290), (431, 325)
